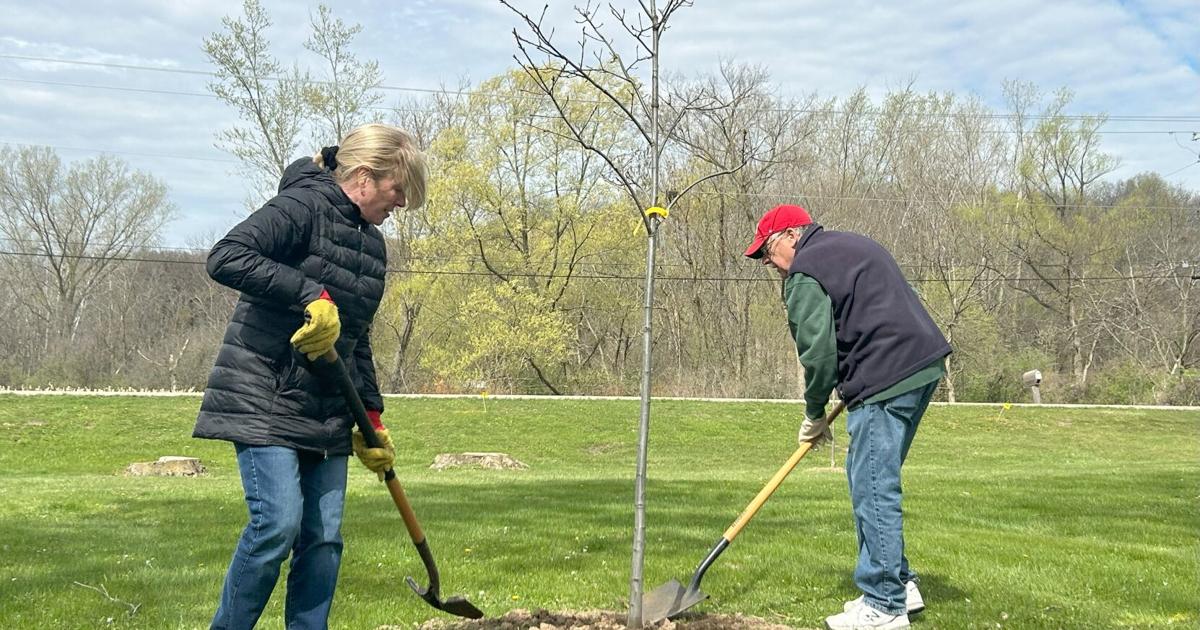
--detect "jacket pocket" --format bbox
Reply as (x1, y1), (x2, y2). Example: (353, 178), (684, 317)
(281, 346), (341, 395)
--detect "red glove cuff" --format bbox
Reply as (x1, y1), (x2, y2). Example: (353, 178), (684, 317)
(366, 409), (384, 431)
(318, 289), (333, 303)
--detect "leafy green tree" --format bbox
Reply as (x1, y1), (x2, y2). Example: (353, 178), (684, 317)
(415, 70), (635, 393)
(966, 86), (1123, 386)
(420, 284), (572, 392)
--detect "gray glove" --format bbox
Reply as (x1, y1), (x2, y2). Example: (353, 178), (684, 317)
(798, 414), (832, 448)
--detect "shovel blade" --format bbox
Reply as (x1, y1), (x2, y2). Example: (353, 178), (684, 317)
(642, 579), (709, 625)
(434, 595), (485, 620)
(407, 576), (485, 619)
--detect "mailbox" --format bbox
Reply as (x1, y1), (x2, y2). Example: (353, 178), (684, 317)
(1022, 369), (1043, 403)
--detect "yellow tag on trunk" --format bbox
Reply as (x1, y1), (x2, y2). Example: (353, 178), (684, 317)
(644, 206), (669, 219)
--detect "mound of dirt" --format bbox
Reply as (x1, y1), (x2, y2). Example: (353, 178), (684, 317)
(431, 452), (528, 471)
(396, 608), (808, 630)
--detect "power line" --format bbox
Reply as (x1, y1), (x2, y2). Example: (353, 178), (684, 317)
(683, 190), (1200, 212)
(0, 250), (1188, 284)
(8, 74), (1194, 136)
(1165, 159), (1200, 178)
(6, 53), (1200, 122)
(0, 53), (473, 97)
(0, 140), (235, 164)
(2, 138), (1196, 211)
(1, 237), (1190, 271)
(0, 77), (435, 115)
(1, 76), (215, 98)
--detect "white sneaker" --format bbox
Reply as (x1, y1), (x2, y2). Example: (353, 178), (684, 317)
(825, 603), (910, 630)
(843, 580), (924, 614)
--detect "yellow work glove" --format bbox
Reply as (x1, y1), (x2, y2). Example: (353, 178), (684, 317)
(290, 293), (340, 360)
(352, 427), (396, 481)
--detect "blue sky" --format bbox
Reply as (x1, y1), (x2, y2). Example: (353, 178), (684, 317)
(2, 0), (1198, 246)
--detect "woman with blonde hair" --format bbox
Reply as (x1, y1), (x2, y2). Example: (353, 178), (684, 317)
(195, 123), (427, 629)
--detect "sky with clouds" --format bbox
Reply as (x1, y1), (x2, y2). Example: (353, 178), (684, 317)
(2, 0), (1198, 246)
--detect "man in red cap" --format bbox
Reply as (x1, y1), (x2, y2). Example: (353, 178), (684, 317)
(745, 204), (950, 630)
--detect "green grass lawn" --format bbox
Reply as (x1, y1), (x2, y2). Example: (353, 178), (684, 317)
(0, 395), (1196, 629)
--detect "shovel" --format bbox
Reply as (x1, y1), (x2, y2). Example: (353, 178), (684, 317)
(320, 349), (484, 620)
(642, 401), (847, 624)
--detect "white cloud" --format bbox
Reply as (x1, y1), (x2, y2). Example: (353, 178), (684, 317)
(0, 0), (1195, 246)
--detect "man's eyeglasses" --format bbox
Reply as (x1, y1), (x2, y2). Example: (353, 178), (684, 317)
(761, 229), (790, 260)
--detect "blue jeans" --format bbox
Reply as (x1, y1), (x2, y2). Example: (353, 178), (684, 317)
(845, 380), (937, 615)
(211, 444), (348, 630)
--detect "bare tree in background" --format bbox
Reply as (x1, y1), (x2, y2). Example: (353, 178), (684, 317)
(1000, 89), (1121, 385)
(303, 4), (384, 142)
(1093, 175), (1200, 379)
(658, 62), (816, 394)
(880, 92), (1008, 402)
(204, 0), (382, 200)
(1020, 89), (1119, 215)
(203, 0), (308, 196)
(0, 146), (174, 363)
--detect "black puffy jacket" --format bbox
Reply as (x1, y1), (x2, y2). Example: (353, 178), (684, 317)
(193, 158), (387, 456)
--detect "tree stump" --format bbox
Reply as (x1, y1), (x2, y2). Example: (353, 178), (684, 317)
(430, 452), (528, 471)
(125, 456), (206, 477)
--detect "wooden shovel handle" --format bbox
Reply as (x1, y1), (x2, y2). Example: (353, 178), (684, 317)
(384, 477), (426, 543)
(722, 400), (847, 542)
(319, 349), (426, 544)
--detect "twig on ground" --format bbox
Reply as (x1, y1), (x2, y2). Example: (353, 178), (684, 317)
(73, 581), (141, 617)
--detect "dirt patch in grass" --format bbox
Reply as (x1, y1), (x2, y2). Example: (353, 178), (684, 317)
(401, 608), (809, 630)
(4, 418), (70, 430)
(585, 443), (619, 456)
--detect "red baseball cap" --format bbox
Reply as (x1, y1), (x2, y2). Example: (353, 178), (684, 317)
(743, 204), (812, 258)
